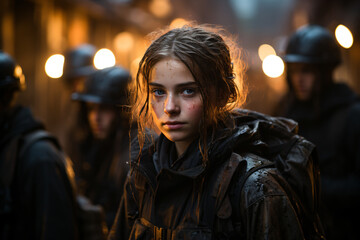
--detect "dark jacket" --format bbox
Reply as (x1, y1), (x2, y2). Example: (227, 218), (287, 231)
(275, 83), (360, 239)
(108, 109), (319, 239)
(0, 106), (78, 240)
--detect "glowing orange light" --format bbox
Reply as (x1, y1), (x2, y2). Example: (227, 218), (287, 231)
(45, 54), (65, 78)
(170, 18), (189, 29)
(149, 0), (172, 18)
(335, 24), (353, 49)
(94, 48), (116, 69)
(262, 55), (285, 78)
(114, 32), (135, 53)
(258, 44), (276, 61)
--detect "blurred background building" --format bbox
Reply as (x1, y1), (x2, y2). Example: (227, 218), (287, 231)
(1, 0), (359, 142)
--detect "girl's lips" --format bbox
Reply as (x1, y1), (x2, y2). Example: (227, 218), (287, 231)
(163, 122), (185, 130)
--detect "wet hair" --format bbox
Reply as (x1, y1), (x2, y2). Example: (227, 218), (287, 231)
(132, 24), (247, 161)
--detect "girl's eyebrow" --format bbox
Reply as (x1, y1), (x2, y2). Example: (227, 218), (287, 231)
(149, 82), (198, 88)
(149, 82), (163, 87)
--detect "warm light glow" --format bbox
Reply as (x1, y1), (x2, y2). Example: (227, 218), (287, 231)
(14, 65), (23, 78)
(94, 48), (116, 69)
(262, 55), (285, 78)
(149, 0), (172, 18)
(130, 57), (142, 78)
(258, 44), (276, 61)
(170, 18), (189, 29)
(335, 24), (353, 49)
(14, 65), (26, 89)
(45, 54), (65, 78)
(114, 32), (135, 53)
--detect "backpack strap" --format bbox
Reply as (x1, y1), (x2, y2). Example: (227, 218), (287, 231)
(3, 130), (61, 184)
(212, 153), (244, 216)
(211, 153), (275, 238)
(19, 130), (61, 157)
(237, 154), (275, 192)
(209, 153), (247, 237)
(1, 130), (57, 201)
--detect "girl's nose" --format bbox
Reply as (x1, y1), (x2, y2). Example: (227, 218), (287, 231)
(164, 94), (180, 115)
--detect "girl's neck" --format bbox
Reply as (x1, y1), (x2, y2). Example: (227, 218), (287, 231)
(175, 141), (192, 157)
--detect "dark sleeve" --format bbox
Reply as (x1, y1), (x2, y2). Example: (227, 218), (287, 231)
(238, 169), (304, 240)
(108, 172), (139, 240)
(20, 140), (78, 240)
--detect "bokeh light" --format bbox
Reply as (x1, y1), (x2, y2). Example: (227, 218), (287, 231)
(262, 55), (284, 78)
(258, 44), (276, 61)
(114, 32), (135, 53)
(170, 18), (189, 29)
(149, 0), (172, 18)
(14, 65), (26, 89)
(94, 48), (116, 69)
(45, 54), (65, 78)
(335, 24), (353, 49)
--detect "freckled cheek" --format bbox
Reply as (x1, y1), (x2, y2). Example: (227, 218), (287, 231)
(186, 102), (203, 120)
(150, 100), (165, 119)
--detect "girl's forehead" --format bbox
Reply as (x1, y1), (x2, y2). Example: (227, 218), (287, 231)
(150, 58), (195, 84)
(153, 57), (185, 71)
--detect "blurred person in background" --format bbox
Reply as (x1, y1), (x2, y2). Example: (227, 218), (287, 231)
(69, 66), (135, 230)
(274, 24), (360, 240)
(0, 51), (79, 239)
(59, 44), (97, 149)
(63, 44), (97, 93)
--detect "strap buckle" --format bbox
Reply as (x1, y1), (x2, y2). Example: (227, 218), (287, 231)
(154, 225), (172, 240)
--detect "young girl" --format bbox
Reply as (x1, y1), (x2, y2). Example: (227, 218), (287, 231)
(109, 25), (323, 239)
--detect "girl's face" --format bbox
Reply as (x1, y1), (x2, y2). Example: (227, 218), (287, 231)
(150, 58), (203, 156)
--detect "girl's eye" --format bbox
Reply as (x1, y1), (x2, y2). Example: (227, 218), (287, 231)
(182, 88), (196, 96)
(151, 89), (165, 96)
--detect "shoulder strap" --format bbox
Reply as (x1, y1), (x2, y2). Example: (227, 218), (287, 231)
(23, 130), (78, 194)
(226, 153), (275, 216)
(1, 130), (58, 189)
(237, 154), (275, 193)
(19, 130), (61, 157)
(211, 153), (275, 237)
(212, 153), (245, 216)
(213, 152), (275, 205)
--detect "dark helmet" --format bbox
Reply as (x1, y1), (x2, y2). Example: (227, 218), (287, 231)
(0, 51), (25, 91)
(72, 66), (131, 106)
(284, 25), (341, 68)
(63, 44), (96, 83)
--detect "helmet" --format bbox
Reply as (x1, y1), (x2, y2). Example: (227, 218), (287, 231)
(72, 66), (131, 106)
(284, 25), (341, 67)
(0, 51), (25, 91)
(63, 44), (96, 82)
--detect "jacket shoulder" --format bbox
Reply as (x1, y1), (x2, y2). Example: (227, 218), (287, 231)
(235, 153), (291, 208)
(21, 137), (64, 168)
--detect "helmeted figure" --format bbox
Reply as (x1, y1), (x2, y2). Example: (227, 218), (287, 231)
(69, 66), (135, 230)
(283, 25), (341, 67)
(63, 44), (97, 92)
(0, 51), (79, 239)
(56, 44), (98, 153)
(274, 25), (360, 240)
